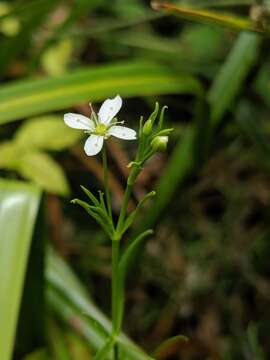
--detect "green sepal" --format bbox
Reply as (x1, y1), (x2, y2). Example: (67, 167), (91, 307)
(157, 105), (168, 131)
(148, 102), (159, 125)
(154, 128), (174, 137)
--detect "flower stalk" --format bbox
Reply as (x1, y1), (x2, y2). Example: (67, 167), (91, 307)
(65, 96), (172, 359)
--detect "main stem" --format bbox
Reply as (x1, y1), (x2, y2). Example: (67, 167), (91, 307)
(112, 239), (120, 359)
(105, 161), (140, 360)
(102, 145), (112, 218)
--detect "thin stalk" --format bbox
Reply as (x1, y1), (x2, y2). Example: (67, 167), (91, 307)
(116, 166), (140, 235)
(112, 240), (120, 359)
(102, 145), (112, 219)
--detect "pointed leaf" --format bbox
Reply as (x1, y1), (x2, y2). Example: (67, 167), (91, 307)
(119, 229), (154, 282)
(72, 199), (113, 237)
(116, 230), (153, 330)
(80, 185), (100, 207)
(121, 191), (156, 235)
(152, 335), (189, 359)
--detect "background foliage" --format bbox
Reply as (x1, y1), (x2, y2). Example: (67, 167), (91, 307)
(1, 0), (270, 359)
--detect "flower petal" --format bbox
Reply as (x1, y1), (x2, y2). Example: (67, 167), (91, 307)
(84, 135), (104, 156)
(107, 125), (136, 140)
(64, 113), (94, 130)
(98, 95), (122, 124)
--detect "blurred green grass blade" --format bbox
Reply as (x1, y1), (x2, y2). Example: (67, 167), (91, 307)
(0, 179), (41, 360)
(46, 249), (152, 360)
(208, 32), (261, 124)
(151, 2), (268, 33)
(0, 61), (202, 125)
(253, 62), (270, 107)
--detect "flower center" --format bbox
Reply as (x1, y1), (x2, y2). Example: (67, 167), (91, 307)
(95, 123), (107, 136)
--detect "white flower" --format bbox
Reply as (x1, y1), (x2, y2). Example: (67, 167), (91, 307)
(64, 95), (136, 156)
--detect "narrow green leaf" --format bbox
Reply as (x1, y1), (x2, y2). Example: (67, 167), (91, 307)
(121, 191), (156, 235)
(151, 2), (268, 34)
(15, 115), (82, 150)
(19, 151), (70, 196)
(0, 179), (41, 360)
(72, 199), (113, 237)
(116, 230), (154, 331)
(152, 334), (189, 359)
(119, 230), (154, 282)
(208, 32), (261, 124)
(80, 186), (100, 207)
(0, 61), (202, 124)
(94, 337), (114, 360)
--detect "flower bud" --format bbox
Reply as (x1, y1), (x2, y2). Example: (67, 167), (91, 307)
(151, 136), (168, 152)
(142, 119), (152, 136)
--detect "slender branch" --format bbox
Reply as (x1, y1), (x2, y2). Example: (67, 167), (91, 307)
(116, 166), (141, 236)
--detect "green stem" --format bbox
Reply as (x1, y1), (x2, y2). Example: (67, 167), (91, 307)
(116, 166), (140, 235)
(111, 165), (141, 360)
(112, 240), (120, 359)
(102, 145), (112, 219)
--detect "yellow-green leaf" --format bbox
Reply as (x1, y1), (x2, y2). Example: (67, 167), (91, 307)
(19, 151), (69, 195)
(41, 39), (73, 76)
(15, 115), (83, 150)
(0, 141), (21, 169)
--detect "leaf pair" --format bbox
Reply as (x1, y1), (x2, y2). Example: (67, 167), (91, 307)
(72, 186), (115, 238)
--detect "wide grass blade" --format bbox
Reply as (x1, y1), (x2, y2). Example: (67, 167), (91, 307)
(0, 179), (41, 360)
(0, 61), (202, 124)
(46, 249), (153, 359)
(208, 32), (261, 124)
